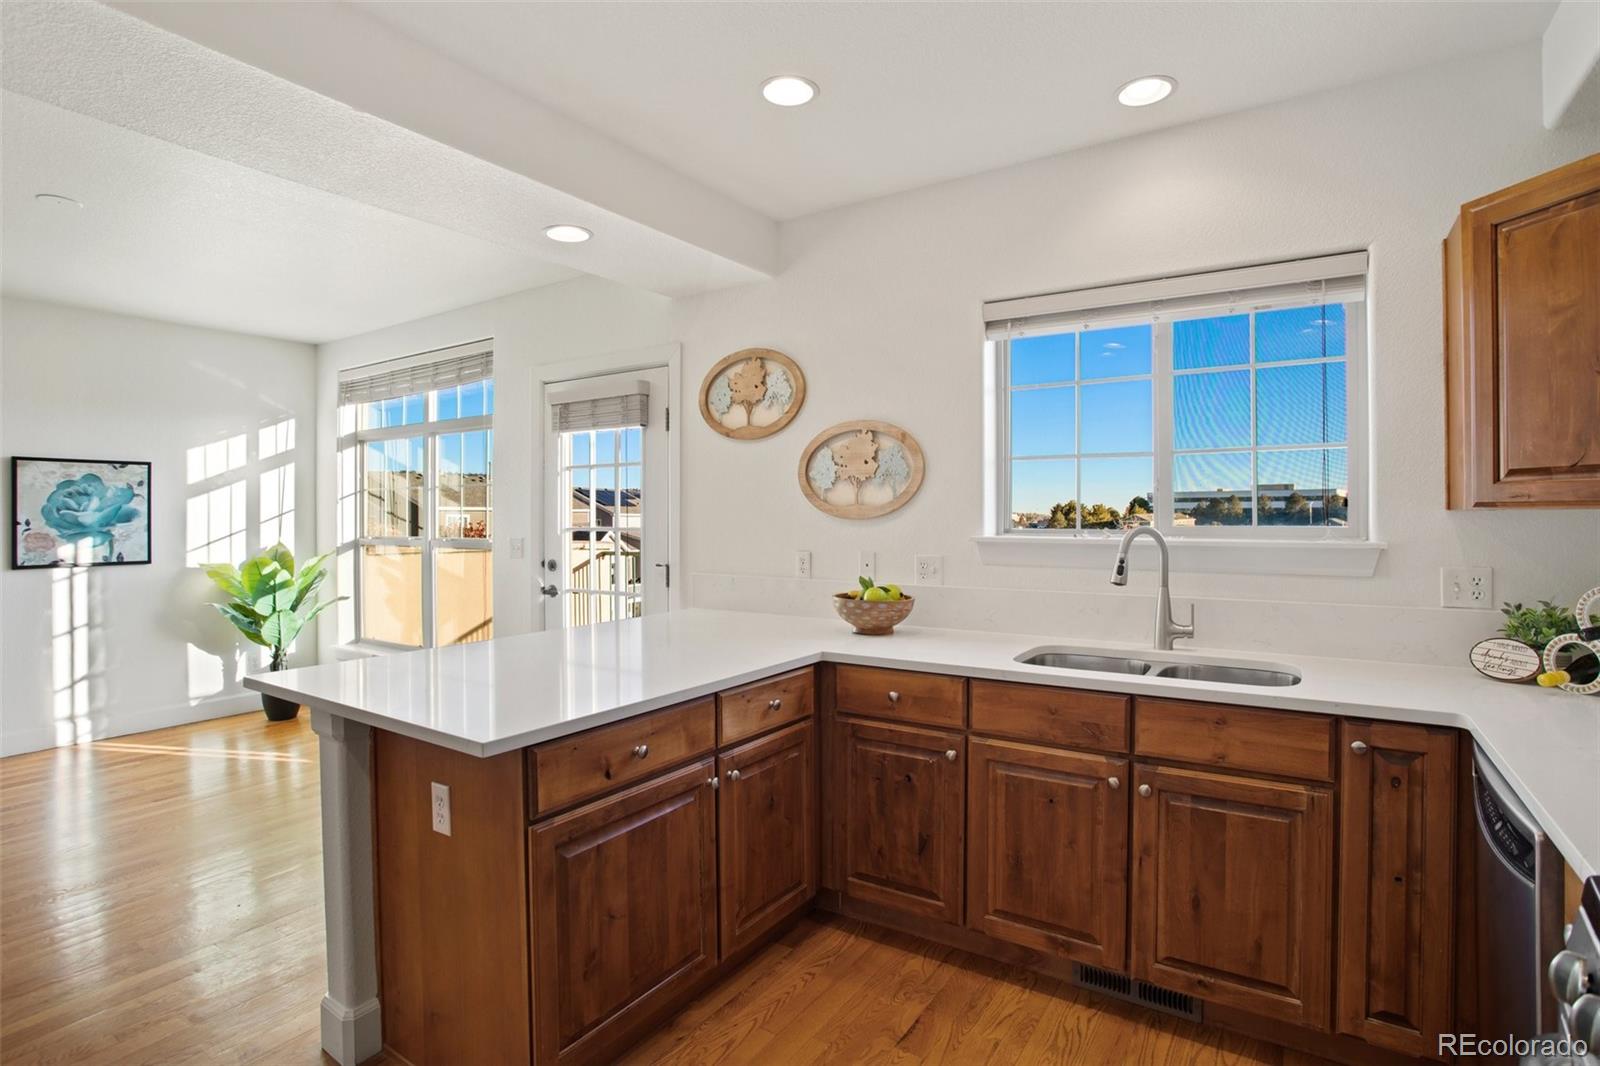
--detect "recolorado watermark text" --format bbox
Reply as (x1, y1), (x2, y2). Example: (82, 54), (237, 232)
(1439, 1032), (1589, 1058)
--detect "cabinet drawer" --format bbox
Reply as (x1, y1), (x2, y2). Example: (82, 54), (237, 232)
(970, 680), (1128, 753)
(718, 667), (814, 746)
(1134, 698), (1334, 783)
(528, 698), (715, 817)
(835, 665), (965, 728)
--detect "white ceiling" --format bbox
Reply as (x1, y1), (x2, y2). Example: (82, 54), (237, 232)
(0, 93), (578, 344)
(358, 0), (1560, 219)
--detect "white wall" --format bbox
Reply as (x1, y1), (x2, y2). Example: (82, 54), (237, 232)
(0, 297), (317, 754)
(313, 275), (674, 657)
(669, 44), (1600, 663)
(314, 44), (1598, 668)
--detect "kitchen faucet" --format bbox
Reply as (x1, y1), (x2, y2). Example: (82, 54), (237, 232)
(1110, 527), (1194, 651)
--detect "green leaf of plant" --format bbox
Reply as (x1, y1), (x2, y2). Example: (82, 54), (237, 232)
(212, 603), (269, 646)
(261, 610), (304, 651)
(201, 562), (248, 600)
(859, 575), (874, 591)
(265, 543), (296, 576)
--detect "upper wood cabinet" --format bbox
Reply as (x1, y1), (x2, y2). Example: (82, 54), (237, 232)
(529, 760), (719, 1066)
(1445, 153), (1600, 508)
(717, 720), (817, 956)
(1130, 762), (1334, 1031)
(1335, 720), (1457, 1056)
(836, 717), (965, 924)
(967, 737), (1128, 968)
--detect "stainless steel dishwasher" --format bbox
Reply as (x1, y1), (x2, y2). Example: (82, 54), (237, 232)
(1471, 743), (1565, 1045)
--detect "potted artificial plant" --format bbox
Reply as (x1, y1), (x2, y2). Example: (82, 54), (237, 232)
(204, 544), (344, 721)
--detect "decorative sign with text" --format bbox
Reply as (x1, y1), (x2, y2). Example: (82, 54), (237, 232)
(1468, 637), (1543, 683)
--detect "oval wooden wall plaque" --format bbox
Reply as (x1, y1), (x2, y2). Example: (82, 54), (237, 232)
(797, 420), (924, 519)
(699, 348), (806, 440)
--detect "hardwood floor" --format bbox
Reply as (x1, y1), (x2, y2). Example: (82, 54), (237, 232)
(1, 714), (1330, 1066)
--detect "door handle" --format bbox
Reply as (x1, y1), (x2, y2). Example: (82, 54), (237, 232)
(539, 584), (559, 598)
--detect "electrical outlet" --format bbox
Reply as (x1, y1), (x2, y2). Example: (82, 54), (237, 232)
(430, 781), (452, 836)
(915, 555), (943, 586)
(795, 550), (812, 579)
(1441, 567), (1493, 609)
(858, 551), (876, 583)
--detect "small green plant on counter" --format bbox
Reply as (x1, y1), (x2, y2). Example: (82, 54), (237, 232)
(1499, 600), (1578, 651)
(204, 543), (345, 670)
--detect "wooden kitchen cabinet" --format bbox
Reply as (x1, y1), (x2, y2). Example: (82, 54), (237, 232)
(1130, 762), (1334, 1030)
(1335, 720), (1457, 1056)
(1444, 152), (1600, 508)
(837, 717), (965, 924)
(529, 760), (719, 1066)
(967, 737), (1128, 968)
(717, 720), (817, 956)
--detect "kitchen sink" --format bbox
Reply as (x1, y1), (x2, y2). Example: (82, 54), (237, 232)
(1016, 651), (1154, 675)
(1016, 646), (1302, 687)
(1154, 663), (1301, 687)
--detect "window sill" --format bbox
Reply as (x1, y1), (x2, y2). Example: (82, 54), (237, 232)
(972, 534), (1385, 577)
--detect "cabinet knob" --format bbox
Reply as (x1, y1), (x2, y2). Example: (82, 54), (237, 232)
(1350, 740), (1369, 754)
(945, 749), (958, 762)
(728, 769), (742, 782)
(632, 743), (649, 759)
(887, 691), (900, 704)
(708, 776), (719, 791)
(1107, 776), (1120, 790)
(768, 698), (782, 710)
(1138, 784), (1152, 797)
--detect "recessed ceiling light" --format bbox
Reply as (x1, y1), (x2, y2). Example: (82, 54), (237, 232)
(543, 224), (592, 243)
(761, 75), (818, 107)
(1116, 75), (1176, 108)
(35, 192), (82, 208)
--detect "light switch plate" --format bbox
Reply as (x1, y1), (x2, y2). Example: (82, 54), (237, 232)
(1441, 567), (1493, 609)
(430, 781), (452, 836)
(915, 555), (943, 586)
(859, 551), (876, 583)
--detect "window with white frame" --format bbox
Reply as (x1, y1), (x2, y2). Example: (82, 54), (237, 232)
(336, 342), (494, 648)
(986, 253), (1367, 540)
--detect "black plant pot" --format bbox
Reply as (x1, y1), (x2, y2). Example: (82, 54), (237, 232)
(262, 660), (301, 721)
(262, 692), (301, 722)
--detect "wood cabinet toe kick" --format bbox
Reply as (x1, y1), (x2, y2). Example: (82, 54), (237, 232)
(367, 660), (1468, 1066)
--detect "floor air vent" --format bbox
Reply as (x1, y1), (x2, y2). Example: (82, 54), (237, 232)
(1070, 964), (1202, 1023)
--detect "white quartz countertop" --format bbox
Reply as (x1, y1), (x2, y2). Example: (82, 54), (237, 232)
(249, 608), (1600, 879)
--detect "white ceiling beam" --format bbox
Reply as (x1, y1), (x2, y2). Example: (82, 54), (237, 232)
(1543, 0), (1600, 128)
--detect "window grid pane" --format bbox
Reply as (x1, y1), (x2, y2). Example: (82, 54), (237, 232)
(560, 427), (644, 628)
(1008, 325), (1154, 531)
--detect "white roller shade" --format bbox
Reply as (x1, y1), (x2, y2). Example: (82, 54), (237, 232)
(984, 251), (1368, 338)
(549, 379), (651, 432)
(338, 340), (493, 405)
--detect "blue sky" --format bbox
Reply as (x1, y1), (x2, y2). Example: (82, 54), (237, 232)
(1009, 305), (1348, 516)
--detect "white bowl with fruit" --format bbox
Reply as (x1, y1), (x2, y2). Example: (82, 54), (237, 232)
(833, 578), (914, 635)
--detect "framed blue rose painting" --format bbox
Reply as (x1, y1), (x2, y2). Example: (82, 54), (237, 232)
(11, 457), (152, 569)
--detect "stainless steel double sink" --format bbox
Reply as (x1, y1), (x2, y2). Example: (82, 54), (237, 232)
(1017, 648), (1301, 687)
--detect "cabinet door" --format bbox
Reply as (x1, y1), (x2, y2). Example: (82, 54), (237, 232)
(529, 760), (718, 1066)
(1131, 763), (1334, 1030)
(718, 720), (817, 956)
(1447, 152), (1600, 507)
(1335, 721), (1457, 1055)
(967, 738), (1128, 968)
(839, 718), (964, 923)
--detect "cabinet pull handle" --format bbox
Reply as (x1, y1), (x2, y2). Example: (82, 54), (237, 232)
(632, 744), (649, 759)
(1107, 776), (1120, 790)
(944, 749), (958, 762)
(769, 698), (782, 710)
(728, 769), (742, 782)
(1138, 784), (1152, 797)
(887, 691), (900, 704)
(1350, 740), (1369, 754)
(708, 776), (719, 791)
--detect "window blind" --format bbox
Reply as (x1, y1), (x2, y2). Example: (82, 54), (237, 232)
(984, 251), (1368, 338)
(549, 380), (651, 432)
(337, 340), (493, 405)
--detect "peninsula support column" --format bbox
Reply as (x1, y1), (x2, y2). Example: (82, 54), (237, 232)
(311, 709), (382, 1065)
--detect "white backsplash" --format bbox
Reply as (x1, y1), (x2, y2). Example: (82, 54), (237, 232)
(689, 572), (1504, 667)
